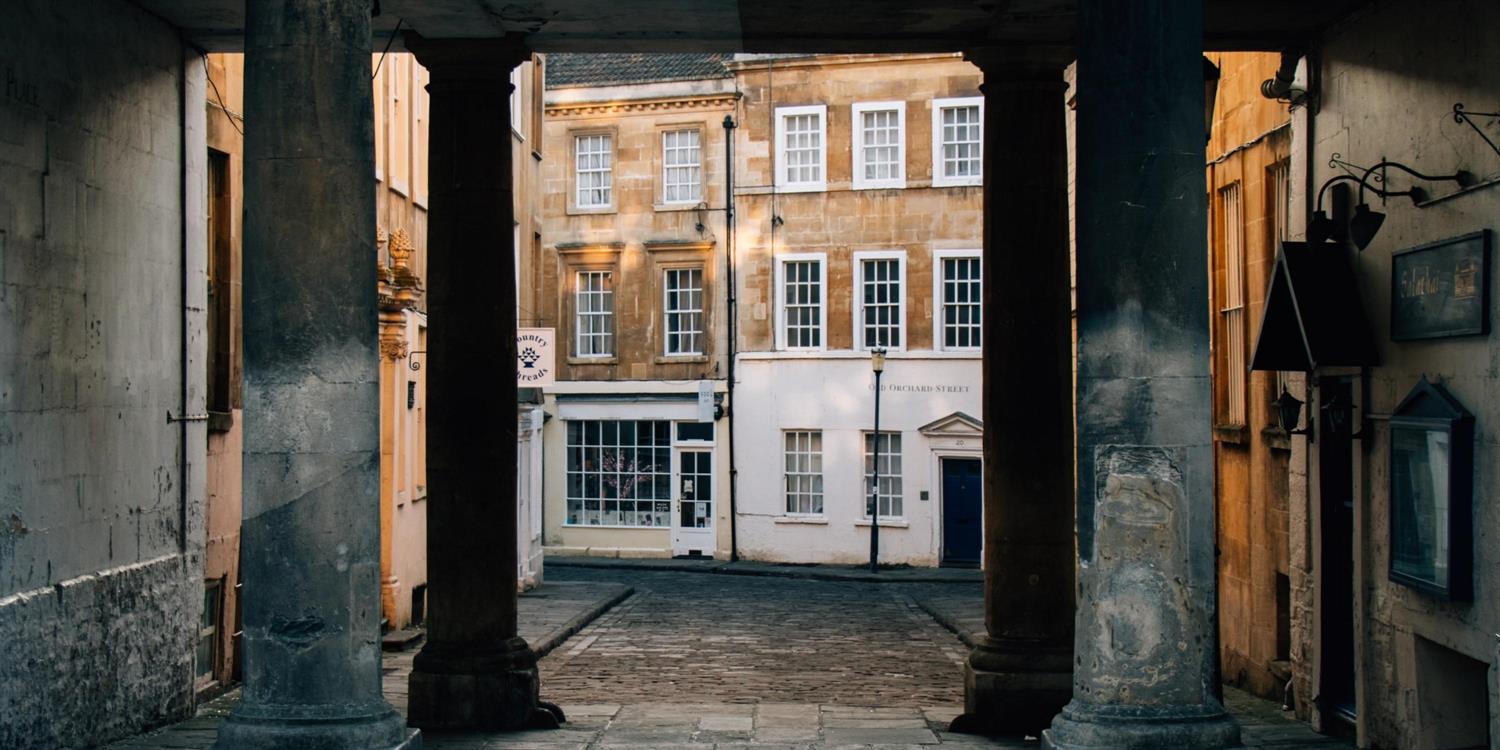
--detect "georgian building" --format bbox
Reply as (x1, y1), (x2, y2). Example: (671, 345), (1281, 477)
(537, 54), (737, 559)
(730, 54), (985, 567)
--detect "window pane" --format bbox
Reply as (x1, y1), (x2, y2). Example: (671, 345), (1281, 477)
(664, 268), (704, 355)
(859, 258), (902, 348)
(784, 430), (824, 514)
(782, 259), (822, 348)
(939, 105), (981, 180)
(862, 432), (903, 518)
(576, 134), (613, 207)
(566, 420), (673, 527)
(663, 129), (702, 204)
(940, 256), (981, 350)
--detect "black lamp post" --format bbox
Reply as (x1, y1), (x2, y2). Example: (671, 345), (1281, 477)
(869, 347), (887, 574)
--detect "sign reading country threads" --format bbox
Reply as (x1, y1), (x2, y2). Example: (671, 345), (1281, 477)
(517, 328), (556, 386)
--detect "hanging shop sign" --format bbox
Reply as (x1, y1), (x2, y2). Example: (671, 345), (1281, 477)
(1391, 230), (1490, 341)
(517, 328), (556, 386)
(1388, 376), (1473, 601)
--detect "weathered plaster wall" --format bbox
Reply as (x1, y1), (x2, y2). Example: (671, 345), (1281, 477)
(1311, 1), (1500, 745)
(0, 0), (206, 746)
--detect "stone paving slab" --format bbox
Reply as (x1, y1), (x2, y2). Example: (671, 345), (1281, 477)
(547, 554), (983, 584)
(107, 579), (631, 750)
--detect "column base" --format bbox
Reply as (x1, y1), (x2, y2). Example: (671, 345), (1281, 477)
(949, 638), (1072, 737)
(408, 636), (550, 731)
(1041, 699), (1241, 750)
(214, 707), (419, 750)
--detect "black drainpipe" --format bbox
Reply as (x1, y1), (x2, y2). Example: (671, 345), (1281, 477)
(722, 113), (739, 562)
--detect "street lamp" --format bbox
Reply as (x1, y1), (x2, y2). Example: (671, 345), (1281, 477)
(868, 347), (887, 573)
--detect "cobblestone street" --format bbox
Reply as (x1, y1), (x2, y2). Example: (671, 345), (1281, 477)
(112, 564), (1348, 749)
(538, 567), (971, 707)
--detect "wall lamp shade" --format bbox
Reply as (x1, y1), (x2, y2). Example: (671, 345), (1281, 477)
(1349, 203), (1387, 251)
(870, 347), (887, 374)
(1274, 386), (1313, 440)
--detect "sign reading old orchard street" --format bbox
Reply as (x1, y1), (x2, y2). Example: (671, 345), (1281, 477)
(517, 328), (556, 386)
(1391, 231), (1490, 341)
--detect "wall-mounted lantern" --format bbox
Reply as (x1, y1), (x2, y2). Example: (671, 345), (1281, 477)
(1273, 386), (1314, 442)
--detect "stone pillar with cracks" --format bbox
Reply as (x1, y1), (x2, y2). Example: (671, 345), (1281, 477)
(215, 0), (418, 747)
(949, 52), (1076, 738)
(1044, 1), (1239, 748)
(403, 34), (554, 732)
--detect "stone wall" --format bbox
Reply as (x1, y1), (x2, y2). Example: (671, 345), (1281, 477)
(0, 0), (206, 746)
(1309, 1), (1500, 745)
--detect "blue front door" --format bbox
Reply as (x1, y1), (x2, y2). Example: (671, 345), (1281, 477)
(941, 458), (982, 566)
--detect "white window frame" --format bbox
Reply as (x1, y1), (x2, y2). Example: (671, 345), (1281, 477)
(933, 249), (982, 352)
(862, 430), (904, 520)
(774, 252), (828, 351)
(574, 269), (614, 358)
(931, 96), (984, 188)
(574, 133), (614, 210)
(662, 267), (705, 357)
(852, 249), (907, 352)
(661, 128), (703, 205)
(851, 101), (907, 190)
(509, 65), (524, 138)
(783, 430), (825, 517)
(774, 104), (828, 193)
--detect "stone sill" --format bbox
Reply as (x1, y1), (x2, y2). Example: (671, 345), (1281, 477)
(1213, 423), (1249, 446)
(654, 202), (704, 212)
(774, 516), (829, 525)
(566, 205), (616, 216)
(568, 356), (618, 366)
(654, 355), (709, 365)
(1262, 426), (1293, 452)
(854, 519), (909, 529)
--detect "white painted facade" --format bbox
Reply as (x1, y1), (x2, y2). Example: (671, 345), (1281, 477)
(735, 353), (982, 566)
(540, 380), (734, 559)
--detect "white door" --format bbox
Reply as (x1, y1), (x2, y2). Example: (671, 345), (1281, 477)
(672, 449), (714, 557)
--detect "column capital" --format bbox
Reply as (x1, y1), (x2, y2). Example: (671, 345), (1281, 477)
(405, 33), (532, 86)
(964, 45), (1071, 90)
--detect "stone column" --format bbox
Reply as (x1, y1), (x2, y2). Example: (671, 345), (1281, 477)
(1044, 1), (1239, 748)
(949, 53), (1075, 738)
(215, 1), (417, 748)
(404, 35), (549, 731)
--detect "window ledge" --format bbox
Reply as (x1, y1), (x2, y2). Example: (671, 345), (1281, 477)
(854, 518), (909, 528)
(775, 516), (829, 525)
(774, 182), (827, 194)
(1262, 426), (1293, 452)
(654, 201), (704, 212)
(567, 205), (617, 216)
(1213, 423), (1249, 445)
(852, 181), (907, 192)
(567, 356), (618, 366)
(654, 354), (709, 365)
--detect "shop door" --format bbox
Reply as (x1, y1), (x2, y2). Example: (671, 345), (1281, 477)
(941, 458), (983, 566)
(672, 449), (714, 557)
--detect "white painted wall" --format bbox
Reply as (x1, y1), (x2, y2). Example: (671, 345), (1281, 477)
(734, 354), (981, 566)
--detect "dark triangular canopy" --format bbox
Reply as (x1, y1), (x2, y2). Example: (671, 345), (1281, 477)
(1250, 241), (1378, 372)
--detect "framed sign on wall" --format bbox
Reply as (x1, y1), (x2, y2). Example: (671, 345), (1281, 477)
(1388, 377), (1473, 600)
(1391, 230), (1490, 341)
